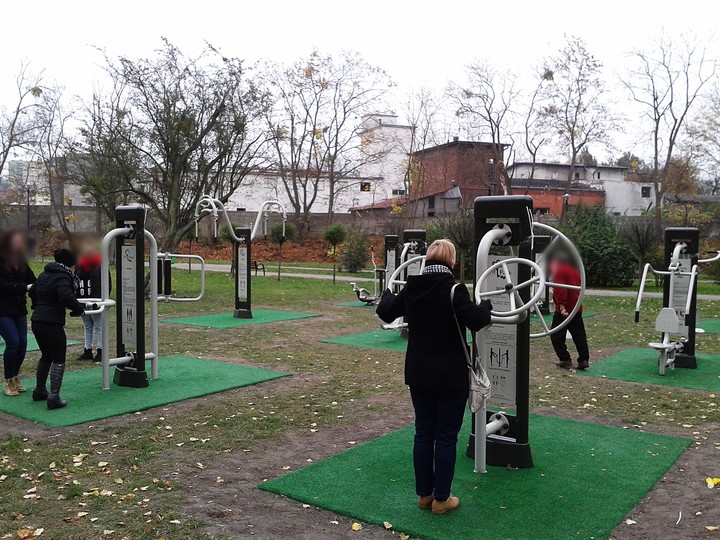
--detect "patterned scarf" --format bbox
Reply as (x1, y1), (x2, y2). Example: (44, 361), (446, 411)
(422, 263), (453, 275)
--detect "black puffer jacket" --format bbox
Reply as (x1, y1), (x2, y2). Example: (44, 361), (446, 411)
(30, 263), (84, 325)
(377, 267), (492, 390)
(0, 263), (36, 317)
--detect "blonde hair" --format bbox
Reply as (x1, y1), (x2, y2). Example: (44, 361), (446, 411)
(426, 239), (456, 268)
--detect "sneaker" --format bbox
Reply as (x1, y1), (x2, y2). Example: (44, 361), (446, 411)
(432, 496), (460, 515)
(3, 380), (19, 397)
(577, 361), (589, 370)
(12, 377), (26, 393)
(555, 360), (573, 369)
(418, 494), (434, 509)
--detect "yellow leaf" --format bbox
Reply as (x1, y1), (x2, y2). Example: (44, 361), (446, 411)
(98, 462), (108, 468)
(383, 521), (393, 529)
(48, 462), (56, 469)
(400, 534), (410, 540)
(114, 478), (124, 484)
(707, 526), (720, 531)
(17, 529), (34, 539)
(351, 522), (362, 531)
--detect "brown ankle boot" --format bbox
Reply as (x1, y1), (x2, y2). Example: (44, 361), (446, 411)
(432, 496), (460, 515)
(418, 494), (434, 509)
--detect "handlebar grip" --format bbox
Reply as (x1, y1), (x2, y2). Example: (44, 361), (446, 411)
(634, 311), (640, 323)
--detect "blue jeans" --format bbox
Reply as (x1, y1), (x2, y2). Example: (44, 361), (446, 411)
(0, 315), (28, 379)
(82, 313), (102, 349)
(410, 386), (469, 502)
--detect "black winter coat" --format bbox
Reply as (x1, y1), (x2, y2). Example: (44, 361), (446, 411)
(30, 263), (84, 325)
(0, 263), (36, 317)
(76, 263), (111, 299)
(376, 270), (492, 390)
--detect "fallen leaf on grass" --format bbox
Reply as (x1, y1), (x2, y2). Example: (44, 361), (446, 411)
(98, 462), (108, 468)
(707, 477), (720, 489)
(351, 522), (362, 531)
(624, 519), (636, 525)
(399, 534), (410, 540)
(383, 521), (393, 529)
(706, 526), (720, 532)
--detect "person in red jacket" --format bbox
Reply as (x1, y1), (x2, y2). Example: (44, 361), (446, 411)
(550, 252), (589, 370)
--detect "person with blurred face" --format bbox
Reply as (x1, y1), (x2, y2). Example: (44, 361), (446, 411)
(0, 230), (36, 397)
(549, 252), (589, 370)
(76, 239), (110, 362)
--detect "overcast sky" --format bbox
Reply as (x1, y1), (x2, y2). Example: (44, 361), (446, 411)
(1, 0), (717, 161)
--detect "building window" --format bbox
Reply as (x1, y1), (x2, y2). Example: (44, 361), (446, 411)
(392, 189), (406, 196)
(536, 207), (549, 215)
(552, 171), (558, 179)
(597, 171), (601, 179)
(641, 186), (652, 198)
(428, 196), (435, 210)
(574, 172), (580, 180)
(352, 198), (360, 207)
(360, 182), (371, 192)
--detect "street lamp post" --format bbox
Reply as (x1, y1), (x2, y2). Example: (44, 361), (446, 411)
(561, 193), (570, 225)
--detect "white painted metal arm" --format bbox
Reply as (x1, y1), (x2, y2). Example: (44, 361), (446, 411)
(158, 253), (206, 302)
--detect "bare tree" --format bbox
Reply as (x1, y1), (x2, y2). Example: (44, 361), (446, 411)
(624, 35), (716, 231)
(75, 40), (267, 250)
(449, 62), (518, 194)
(0, 64), (44, 179)
(691, 84), (720, 195)
(33, 85), (76, 245)
(521, 70), (553, 194)
(543, 36), (619, 190)
(263, 51), (391, 233)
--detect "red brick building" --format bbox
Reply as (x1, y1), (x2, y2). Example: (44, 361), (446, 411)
(353, 138), (505, 217)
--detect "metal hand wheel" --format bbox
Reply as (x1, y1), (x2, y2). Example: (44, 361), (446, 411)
(474, 258), (546, 318)
(528, 222), (586, 339)
(386, 255), (427, 291)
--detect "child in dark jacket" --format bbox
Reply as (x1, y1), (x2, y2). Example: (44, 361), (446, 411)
(76, 241), (110, 361)
(30, 249), (85, 409)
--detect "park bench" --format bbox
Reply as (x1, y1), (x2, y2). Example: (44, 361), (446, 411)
(251, 260), (265, 276)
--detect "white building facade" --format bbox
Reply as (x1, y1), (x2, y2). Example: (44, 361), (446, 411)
(227, 114), (413, 214)
(508, 161), (656, 216)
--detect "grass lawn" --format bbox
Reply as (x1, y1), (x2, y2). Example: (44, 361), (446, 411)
(0, 264), (718, 538)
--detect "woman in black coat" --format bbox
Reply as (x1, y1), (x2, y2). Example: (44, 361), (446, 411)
(0, 230), (36, 397)
(376, 239), (492, 515)
(30, 249), (85, 409)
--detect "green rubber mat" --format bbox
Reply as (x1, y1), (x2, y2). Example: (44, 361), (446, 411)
(163, 309), (320, 328)
(260, 414), (689, 540)
(579, 347), (720, 391)
(699, 318), (720, 334)
(321, 329), (408, 351)
(0, 334), (80, 354)
(0, 356), (289, 427)
(336, 301), (375, 308)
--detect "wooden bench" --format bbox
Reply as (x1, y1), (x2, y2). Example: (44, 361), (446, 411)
(251, 260), (265, 276)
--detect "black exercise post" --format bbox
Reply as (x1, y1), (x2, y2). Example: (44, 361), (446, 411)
(114, 205), (149, 388)
(234, 227), (252, 319)
(384, 235), (399, 289)
(665, 227), (699, 369)
(468, 195), (533, 469)
(401, 229), (427, 281)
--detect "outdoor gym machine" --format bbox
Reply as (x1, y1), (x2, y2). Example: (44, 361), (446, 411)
(349, 234), (406, 306)
(82, 205), (206, 390)
(383, 230), (427, 336)
(470, 196), (585, 473)
(634, 227), (720, 375)
(194, 195), (287, 318)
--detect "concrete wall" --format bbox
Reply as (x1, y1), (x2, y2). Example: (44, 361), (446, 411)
(604, 179), (656, 216)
